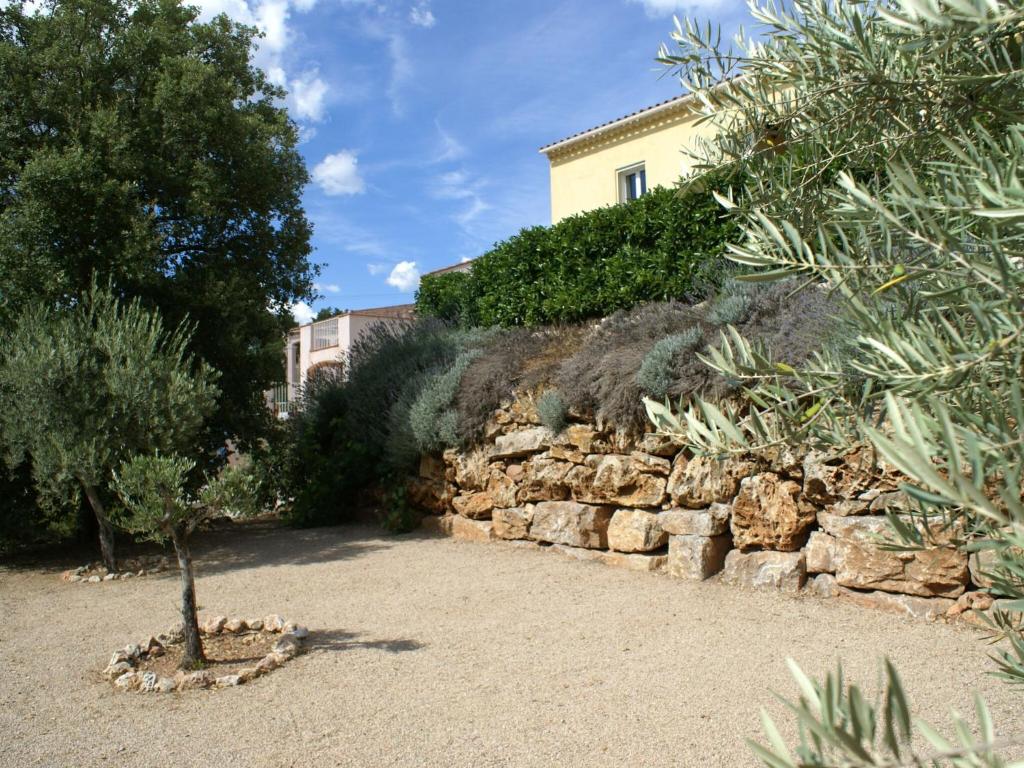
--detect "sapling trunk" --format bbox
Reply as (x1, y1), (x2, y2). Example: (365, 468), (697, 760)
(170, 525), (205, 669)
(82, 483), (116, 572)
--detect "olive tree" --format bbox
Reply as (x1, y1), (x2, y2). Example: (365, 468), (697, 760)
(645, 0), (1024, 763)
(114, 455), (258, 669)
(0, 282), (218, 570)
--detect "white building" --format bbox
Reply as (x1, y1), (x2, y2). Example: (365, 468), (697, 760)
(269, 304), (414, 417)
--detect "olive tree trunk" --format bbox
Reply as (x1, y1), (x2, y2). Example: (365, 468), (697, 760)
(82, 483), (116, 572)
(170, 525), (205, 669)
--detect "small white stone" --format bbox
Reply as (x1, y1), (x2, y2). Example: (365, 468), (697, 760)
(87, 575), (101, 583)
(215, 674), (242, 688)
(114, 671), (138, 691)
(104, 661), (132, 679)
(263, 614), (286, 632)
(138, 671), (158, 692)
(155, 677), (176, 693)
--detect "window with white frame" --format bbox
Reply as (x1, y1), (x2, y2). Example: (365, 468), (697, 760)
(617, 163), (647, 203)
(311, 318), (339, 351)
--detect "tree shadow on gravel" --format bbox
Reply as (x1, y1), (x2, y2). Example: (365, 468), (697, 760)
(306, 629), (425, 655)
(191, 522), (395, 577)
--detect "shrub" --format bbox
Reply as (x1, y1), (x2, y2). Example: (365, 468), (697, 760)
(414, 181), (737, 328)
(276, 380), (370, 528)
(409, 350), (482, 453)
(536, 390), (568, 434)
(706, 293), (752, 326)
(415, 271), (480, 326)
(635, 327), (703, 399)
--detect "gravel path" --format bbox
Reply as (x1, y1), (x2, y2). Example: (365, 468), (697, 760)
(2, 524), (1021, 767)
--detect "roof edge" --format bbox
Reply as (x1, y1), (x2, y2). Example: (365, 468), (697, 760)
(538, 91), (697, 156)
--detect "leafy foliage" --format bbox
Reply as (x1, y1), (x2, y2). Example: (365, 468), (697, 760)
(0, 0), (315, 449)
(752, 659), (1018, 768)
(0, 281), (218, 566)
(113, 454), (258, 669)
(415, 183), (737, 327)
(415, 271), (480, 327)
(114, 456), (259, 543)
(646, 0), (1024, 762)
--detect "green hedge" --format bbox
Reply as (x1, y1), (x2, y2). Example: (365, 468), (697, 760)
(416, 180), (737, 327)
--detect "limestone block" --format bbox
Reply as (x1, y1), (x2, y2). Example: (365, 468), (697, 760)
(606, 509), (667, 553)
(567, 454), (667, 508)
(666, 534), (731, 581)
(451, 516), (495, 543)
(492, 507), (534, 540)
(492, 427), (550, 459)
(719, 550), (806, 592)
(731, 473), (815, 552)
(668, 455), (756, 509)
(658, 504), (731, 537)
(818, 514), (968, 598)
(517, 457), (573, 502)
(420, 515), (453, 537)
(837, 587), (954, 622)
(529, 501), (614, 549)
(805, 531), (836, 574)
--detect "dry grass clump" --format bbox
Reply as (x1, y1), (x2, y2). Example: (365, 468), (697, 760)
(446, 281), (839, 438)
(454, 328), (551, 441)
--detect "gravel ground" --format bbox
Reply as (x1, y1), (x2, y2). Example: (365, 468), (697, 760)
(2, 523), (1021, 767)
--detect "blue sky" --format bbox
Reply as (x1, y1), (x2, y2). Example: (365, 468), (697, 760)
(193, 0), (749, 321)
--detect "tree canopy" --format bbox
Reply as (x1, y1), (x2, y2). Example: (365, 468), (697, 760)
(0, 281), (219, 567)
(0, 0), (315, 449)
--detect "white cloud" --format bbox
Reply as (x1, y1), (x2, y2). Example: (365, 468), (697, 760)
(291, 300), (315, 324)
(455, 197), (490, 226)
(434, 170), (473, 199)
(386, 33), (413, 115)
(314, 282), (341, 294)
(192, 0), (335, 127)
(627, 0), (721, 16)
(312, 151), (366, 196)
(435, 122), (465, 162)
(409, 2), (435, 27)
(367, 263), (389, 275)
(432, 169), (491, 226)
(289, 70), (329, 122)
(386, 261), (421, 292)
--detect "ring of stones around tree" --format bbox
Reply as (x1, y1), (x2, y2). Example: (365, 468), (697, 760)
(62, 554), (173, 583)
(103, 615), (309, 693)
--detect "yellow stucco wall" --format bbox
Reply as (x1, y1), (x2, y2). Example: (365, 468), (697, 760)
(545, 104), (723, 223)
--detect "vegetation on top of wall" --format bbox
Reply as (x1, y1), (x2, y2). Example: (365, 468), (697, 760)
(415, 181), (738, 328)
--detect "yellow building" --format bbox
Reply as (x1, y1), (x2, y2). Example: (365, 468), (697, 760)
(539, 92), (722, 223)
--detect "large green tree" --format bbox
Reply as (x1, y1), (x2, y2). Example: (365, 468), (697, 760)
(0, 0), (315, 449)
(0, 282), (218, 569)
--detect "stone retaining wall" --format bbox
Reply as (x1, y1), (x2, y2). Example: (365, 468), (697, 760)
(409, 394), (995, 624)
